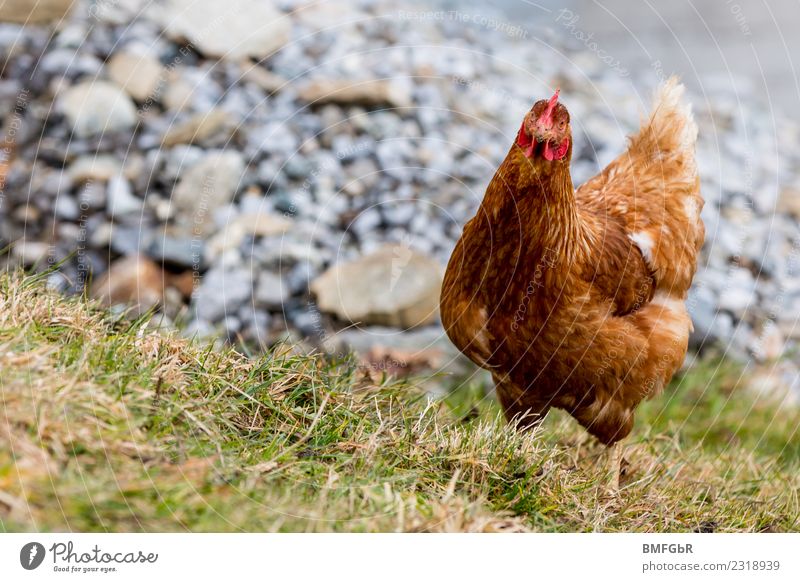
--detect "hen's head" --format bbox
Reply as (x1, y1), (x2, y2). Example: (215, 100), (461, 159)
(517, 89), (571, 161)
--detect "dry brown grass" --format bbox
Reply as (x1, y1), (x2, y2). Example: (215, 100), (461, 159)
(0, 271), (798, 532)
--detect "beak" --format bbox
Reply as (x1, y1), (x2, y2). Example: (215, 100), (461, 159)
(532, 120), (556, 143)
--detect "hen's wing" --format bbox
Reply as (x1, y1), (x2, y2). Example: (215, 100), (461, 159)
(576, 77), (704, 303)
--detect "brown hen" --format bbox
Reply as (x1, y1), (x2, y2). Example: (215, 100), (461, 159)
(440, 78), (704, 487)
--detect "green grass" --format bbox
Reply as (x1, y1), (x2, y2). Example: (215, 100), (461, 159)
(0, 271), (798, 532)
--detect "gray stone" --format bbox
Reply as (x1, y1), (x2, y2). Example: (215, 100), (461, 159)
(59, 81), (137, 137)
(11, 240), (50, 266)
(76, 180), (106, 210)
(382, 201), (416, 226)
(718, 268), (758, 315)
(375, 140), (415, 180)
(147, 235), (204, 270)
(162, 145), (205, 181)
(255, 271), (290, 308)
(40, 48), (104, 79)
(247, 121), (299, 157)
(350, 208), (382, 237)
(107, 175), (142, 218)
(283, 157), (313, 180)
(110, 226), (153, 256)
(193, 267), (252, 322)
(222, 315), (242, 335)
(54, 194), (79, 220)
(285, 261), (315, 294)
(172, 150), (245, 235)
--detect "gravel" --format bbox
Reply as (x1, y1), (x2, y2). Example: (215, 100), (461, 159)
(2, 0), (799, 397)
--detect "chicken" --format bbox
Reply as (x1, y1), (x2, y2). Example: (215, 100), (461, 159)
(440, 78), (704, 486)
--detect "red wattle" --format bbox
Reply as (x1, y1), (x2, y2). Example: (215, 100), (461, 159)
(543, 138), (569, 161)
(517, 121), (536, 158)
(525, 142), (536, 157)
(516, 121), (532, 148)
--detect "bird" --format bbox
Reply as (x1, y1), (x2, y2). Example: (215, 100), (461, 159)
(440, 77), (704, 490)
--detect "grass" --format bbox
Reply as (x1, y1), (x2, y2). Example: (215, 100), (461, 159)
(0, 271), (798, 532)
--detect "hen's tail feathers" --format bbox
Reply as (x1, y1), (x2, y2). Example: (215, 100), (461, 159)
(619, 76), (704, 295)
(630, 76), (698, 178)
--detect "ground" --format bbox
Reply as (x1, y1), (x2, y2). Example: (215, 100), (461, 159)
(0, 272), (797, 532)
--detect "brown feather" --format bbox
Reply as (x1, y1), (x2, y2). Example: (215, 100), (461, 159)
(441, 77), (703, 445)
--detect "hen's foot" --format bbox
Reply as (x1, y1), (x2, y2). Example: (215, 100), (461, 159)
(607, 443), (623, 493)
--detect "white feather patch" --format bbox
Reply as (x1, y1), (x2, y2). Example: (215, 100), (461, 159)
(650, 291), (690, 337)
(684, 196), (699, 222)
(629, 231), (655, 266)
(651, 291), (685, 311)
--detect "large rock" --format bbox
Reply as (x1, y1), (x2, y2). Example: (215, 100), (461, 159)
(107, 51), (164, 102)
(91, 255), (164, 315)
(160, 0), (290, 60)
(172, 150), (245, 235)
(161, 109), (235, 146)
(311, 244), (442, 328)
(0, 0), (73, 23)
(298, 79), (412, 109)
(68, 155), (123, 183)
(777, 187), (800, 218)
(59, 81), (137, 137)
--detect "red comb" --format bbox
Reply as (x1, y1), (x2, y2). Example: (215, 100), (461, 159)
(548, 88), (560, 107)
(542, 88), (560, 123)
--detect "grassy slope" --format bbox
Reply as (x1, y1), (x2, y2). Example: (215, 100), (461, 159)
(0, 272), (798, 532)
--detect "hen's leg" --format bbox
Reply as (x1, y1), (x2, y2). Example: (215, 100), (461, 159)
(607, 443), (622, 493)
(493, 373), (550, 431)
